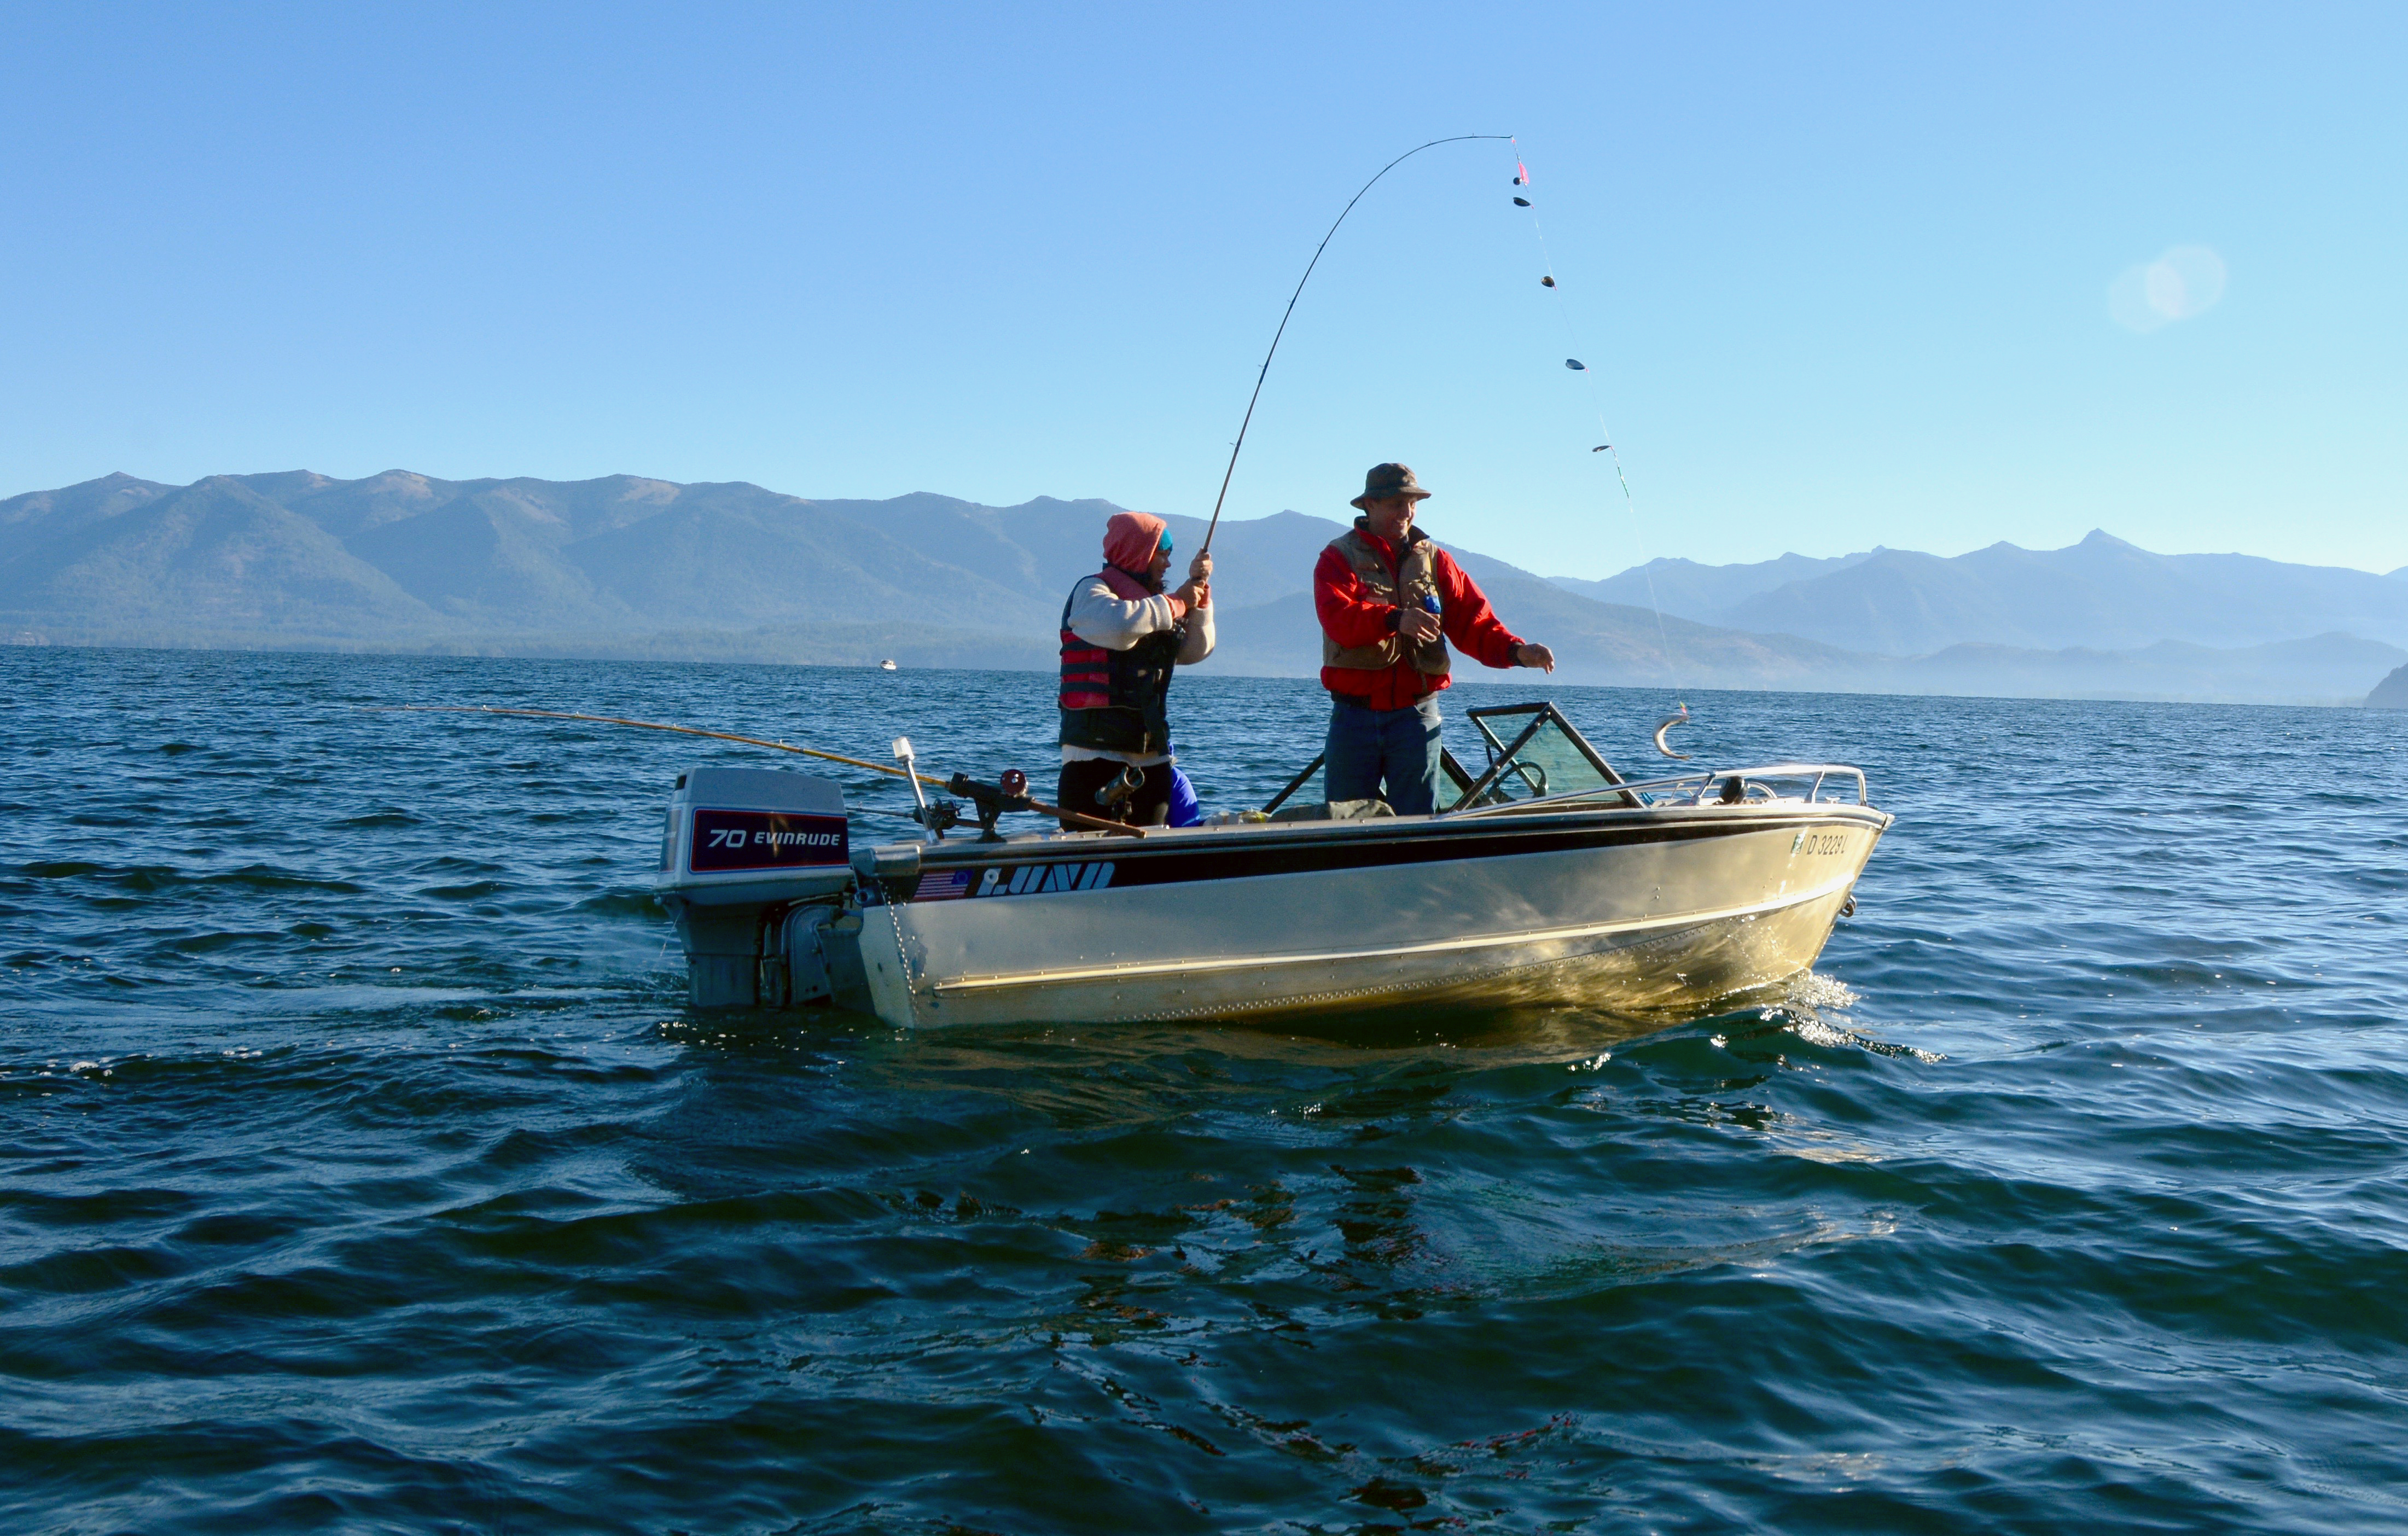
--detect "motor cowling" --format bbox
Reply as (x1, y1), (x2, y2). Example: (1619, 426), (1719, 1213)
(657, 766), (854, 1007)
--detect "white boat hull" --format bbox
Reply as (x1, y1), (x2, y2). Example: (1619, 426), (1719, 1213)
(853, 804), (1887, 1028)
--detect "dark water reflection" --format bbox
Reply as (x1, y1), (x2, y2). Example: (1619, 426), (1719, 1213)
(4, 647), (2406, 1533)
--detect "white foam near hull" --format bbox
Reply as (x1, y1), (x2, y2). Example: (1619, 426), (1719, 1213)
(853, 806), (1887, 1029)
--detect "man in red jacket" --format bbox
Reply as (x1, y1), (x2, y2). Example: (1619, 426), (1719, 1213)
(1313, 463), (1555, 815)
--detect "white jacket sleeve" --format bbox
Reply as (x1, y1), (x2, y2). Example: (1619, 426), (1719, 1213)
(1176, 597), (1214, 664)
(1067, 578), (1214, 664)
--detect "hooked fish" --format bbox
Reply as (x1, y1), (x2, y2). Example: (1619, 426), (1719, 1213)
(1653, 711), (1693, 760)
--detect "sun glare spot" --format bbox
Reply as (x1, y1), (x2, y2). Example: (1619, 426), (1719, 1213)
(2109, 246), (2227, 332)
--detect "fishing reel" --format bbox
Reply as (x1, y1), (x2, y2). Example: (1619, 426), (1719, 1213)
(910, 799), (964, 836)
(947, 768), (1034, 842)
(1094, 764), (1145, 811)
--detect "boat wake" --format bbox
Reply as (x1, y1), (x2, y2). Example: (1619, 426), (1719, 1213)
(1765, 970), (1945, 1063)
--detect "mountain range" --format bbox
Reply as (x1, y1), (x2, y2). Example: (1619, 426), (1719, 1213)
(1563, 537), (2408, 653)
(2, 470), (2401, 705)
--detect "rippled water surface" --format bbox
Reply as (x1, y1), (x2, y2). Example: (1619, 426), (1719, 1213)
(5, 647), (2407, 1534)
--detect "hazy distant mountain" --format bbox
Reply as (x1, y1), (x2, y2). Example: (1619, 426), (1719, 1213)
(0, 470), (1551, 644)
(1550, 550), (1878, 616)
(0, 472), (1150, 639)
(1897, 631), (2405, 706)
(3, 470), (2402, 705)
(1703, 530), (2408, 653)
(0, 475), (433, 638)
(2368, 664), (2408, 709)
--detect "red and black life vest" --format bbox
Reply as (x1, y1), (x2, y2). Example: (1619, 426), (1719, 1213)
(1058, 575), (1182, 754)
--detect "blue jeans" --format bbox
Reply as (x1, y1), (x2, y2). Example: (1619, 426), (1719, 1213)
(1324, 695), (1443, 816)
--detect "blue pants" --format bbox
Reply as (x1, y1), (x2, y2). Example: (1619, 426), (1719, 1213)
(1323, 695), (1443, 816)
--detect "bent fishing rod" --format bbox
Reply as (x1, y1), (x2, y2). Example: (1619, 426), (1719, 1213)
(1202, 136), (1698, 762)
(379, 705), (1146, 837)
(1197, 133), (1513, 557)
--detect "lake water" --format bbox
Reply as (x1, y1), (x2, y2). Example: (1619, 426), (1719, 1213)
(5, 646), (2406, 1534)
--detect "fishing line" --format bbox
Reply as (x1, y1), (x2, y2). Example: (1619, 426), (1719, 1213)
(370, 706), (1145, 836)
(1193, 136), (1695, 751)
(1200, 133), (1516, 555)
(1510, 143), (1676, 673)
(1506, 139), (1693, 748)
(379, 706), (945, 782)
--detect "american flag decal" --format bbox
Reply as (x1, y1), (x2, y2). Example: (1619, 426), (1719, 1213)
(913, 868), (973, 901)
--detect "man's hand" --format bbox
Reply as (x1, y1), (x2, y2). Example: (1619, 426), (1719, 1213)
(1188, 550), (1213, 584)
(1173, 578), (1209, 611)
(1397, 606), (1443, 643)
(1516, 642), (1556, 673)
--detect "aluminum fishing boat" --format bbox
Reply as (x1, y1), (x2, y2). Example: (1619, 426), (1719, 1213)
(658, 701), (1891, 1029)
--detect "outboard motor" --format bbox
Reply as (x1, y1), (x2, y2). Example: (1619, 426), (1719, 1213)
(656, 766), (864, 1008)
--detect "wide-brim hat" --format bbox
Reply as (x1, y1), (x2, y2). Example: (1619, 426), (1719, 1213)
(1350, 462), (1432, 510)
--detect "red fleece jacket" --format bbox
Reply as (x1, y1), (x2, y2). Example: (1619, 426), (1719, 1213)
(1313, 526), (1524, 709)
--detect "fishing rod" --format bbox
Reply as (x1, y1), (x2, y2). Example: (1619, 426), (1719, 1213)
(392, 705), (939, 779)
(1198, 133), (1514, 556)
(378, 706), (1145, 837)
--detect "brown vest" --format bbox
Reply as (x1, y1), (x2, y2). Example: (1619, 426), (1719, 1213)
(1322, 527), (1452, 677)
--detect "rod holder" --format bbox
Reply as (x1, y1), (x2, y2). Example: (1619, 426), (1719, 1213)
(894, 736), (937, 841)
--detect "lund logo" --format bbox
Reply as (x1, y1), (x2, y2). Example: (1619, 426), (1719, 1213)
(977, 862), (1116, 897)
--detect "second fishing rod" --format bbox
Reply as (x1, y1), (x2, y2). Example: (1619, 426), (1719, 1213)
(385, 706), (1148, 839)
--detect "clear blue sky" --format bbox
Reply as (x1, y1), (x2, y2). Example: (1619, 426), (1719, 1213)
(4, 3), (2401, 577)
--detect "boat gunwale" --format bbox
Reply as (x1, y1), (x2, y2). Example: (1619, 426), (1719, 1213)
(901, 797), (1894, 871)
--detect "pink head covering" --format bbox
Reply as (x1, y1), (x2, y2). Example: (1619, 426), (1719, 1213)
(1098, 511), (1168, 600)
(1103, 511), (1166, 572)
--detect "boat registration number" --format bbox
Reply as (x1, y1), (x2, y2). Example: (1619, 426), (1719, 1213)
(1790, 830), (1848, 857)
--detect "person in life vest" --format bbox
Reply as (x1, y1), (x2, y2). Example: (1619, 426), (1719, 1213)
(1313, 462), (1555, 815)
(1057, 511), (1214, 826)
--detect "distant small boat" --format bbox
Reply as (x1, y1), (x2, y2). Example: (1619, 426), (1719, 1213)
(879, 660), (897, 671)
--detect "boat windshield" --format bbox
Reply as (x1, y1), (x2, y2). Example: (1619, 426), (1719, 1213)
(1451, 703), (1631, 811)
(1255, 701), (1634, 817)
